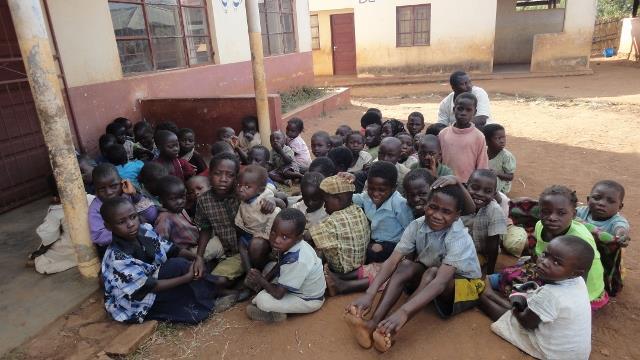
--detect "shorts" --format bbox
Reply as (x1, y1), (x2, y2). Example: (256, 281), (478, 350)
(211, 254), (245, 280)
(365, 241), (397, 264)
(187, 236), (225, 262)
(356, 262), (388, 291)
(434, 278), (485, 318)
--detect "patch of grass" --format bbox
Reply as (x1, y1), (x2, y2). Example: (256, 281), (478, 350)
(280, 86), (328, 114)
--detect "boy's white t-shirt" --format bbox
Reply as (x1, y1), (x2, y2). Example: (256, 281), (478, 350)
(277, 240), (326, 300)
(491, 277), (591, 360)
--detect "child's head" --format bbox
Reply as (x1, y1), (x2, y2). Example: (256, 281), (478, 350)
(286, 117), (304, 140)
(139, 162), (169, 196)
(335, 125), (353, 140)
(78, 154), (96, 186)
(209, 152), (240, 196)
(536, 235), (594, 282)
(417, 134), (442, 169)
(381, 119), (406, 139)
(377, 137), (402, 164)
(403, 168), (436, 218)
(133, 120), (152, 138)
(104, 144), (128, 166)
(236, 164), (267, 202)
(425, 123), (447, 136)
(467, 169), (497, 209)
(539, 185), (578, 237)
(319, 175), (354, 215)
(346, 132), (365, 159)
(308, 157), (337, 177)
(396, 132), (414, 162)
(364, 124), (382, 148)
(327, 146), (353, 173)
(178, 128), (196, 155)
(157, 175), (187, 214)
(99, 134), (118, 156)
(210, 140), (235, 157)
(216, 127), (236, 142)
(300, 172), (325, 213)
(360, 108), (382, 129)
(269, 130), (286, 148)
(101, 197), (139, 241)
(425, 184), (465, 231)
(406, 112), (425, 136)
(587, 180), (625, 221)
(106, 122), (127, 144)
(155, 130), (180, 160)
(367, 161), (397, 207)
(135, 127), (155, 151)
(92, 163), (122, 201)
(311, 131), (332, 158)
(329, 135), (344, 148)
(453, 92), (477, 127)
(269, 208), (306, 253)
(248, 145), (270, 169)
(482, 124), (506, 153)
(155, 121), (179, 135)
(186, 175), (211, 203)
(241, 115), (258, 136)
(113, 117), (133, 137)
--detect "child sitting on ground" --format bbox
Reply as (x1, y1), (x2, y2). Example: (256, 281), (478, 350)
(375, 137), (410, 194)
(361, 108), (383, 132)
(291, 172), (329, 229)
(285, 117), (312, 169)
(217, 126), (249, 164)
(105, 144), (144, 188)
(310, 131), (333, 158)
(438, 93), (489, 182)
(96, 134), (117, 164)
(483, 124), (516, 194)
(238, 115), (261, 151)
(380, 119), (406, 139)
(576, 180), (630, 296)
(78, 154), (96, 194)
(344, 184), (483, 352)
(327, 146), (354, 173)
(308, 157), (337, 177)
(247, 145), (277, 192)
(335, 125), (353, 142)
(153, 130), (196, 181)
(364, 124), (382, 159)
(245, 209), (326, 322)
(101, 197), (217, 324)
(482, 235), (593, 360)
(106, 121), (135, 160)
(410, 134), (454, 177)
(396, 132), (418, 169)
(269, 130), (302, 184)
(185, 175), (210, 217)
(133, 124), (158, 161)
(346, 132), (373, 173)
(178, 128), (207, 174)
(113, 117), (134, 141)
(402, 168), (436, 219)
(406, 112), (425, 138)
(138, 162), (168, 207)
(330, 135), (344, 148)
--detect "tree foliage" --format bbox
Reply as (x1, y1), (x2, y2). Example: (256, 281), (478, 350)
(597, 0), (634, 21)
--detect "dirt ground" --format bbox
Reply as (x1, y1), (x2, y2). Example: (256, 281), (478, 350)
(8, 60), (640, 360)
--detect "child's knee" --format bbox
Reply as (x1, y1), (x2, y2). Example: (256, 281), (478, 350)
(370, 243), (383, 253)
(253, 290), (279, 312)
(393, 259), (423, 279)
(249, 237), (271, 256)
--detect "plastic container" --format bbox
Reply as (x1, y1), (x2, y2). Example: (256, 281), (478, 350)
(603, 48), (615, 57)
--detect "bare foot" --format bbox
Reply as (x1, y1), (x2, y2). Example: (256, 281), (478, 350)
(343, 306), (373, 349)
(372, 330), (393, 353)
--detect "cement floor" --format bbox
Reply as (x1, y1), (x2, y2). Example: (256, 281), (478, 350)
(0, 198), (98, 356)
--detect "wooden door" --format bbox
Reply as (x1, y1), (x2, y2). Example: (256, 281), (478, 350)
(0, 0), (50, 213)
(330, 13), (356, 75)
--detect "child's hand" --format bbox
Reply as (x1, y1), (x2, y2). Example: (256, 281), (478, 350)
(430, 175), (460, 189)
(271, 141), (282, 152)
(227, 135), (240, 148)
(184, 261), (195, 281)
(260, 198), (276, 214)
(615, 228), (631, 247)
(426, 157), (439, 178)
(337, 172), (356, 183)
(121, 180), (136, 195)
(193, 256), (205, 280)
(246, 268), (265, 287)
(346, 293), (375, 317)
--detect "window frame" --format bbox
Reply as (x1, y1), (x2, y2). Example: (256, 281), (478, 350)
(396, 4), (431, 48)
(259, 0), (297, 57)
(108, 0), (214, 75)
(310, 14), (320, 50)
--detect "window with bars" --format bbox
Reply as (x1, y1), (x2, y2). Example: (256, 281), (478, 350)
(108, 0), (213, 75)
(259, 0), (296, 56)
(396, 4), (431, 47)
(310, 14), (320, 50)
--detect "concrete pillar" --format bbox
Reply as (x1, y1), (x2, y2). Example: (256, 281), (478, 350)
(8, 0), (99, 277)
(245, 0), (271, 148)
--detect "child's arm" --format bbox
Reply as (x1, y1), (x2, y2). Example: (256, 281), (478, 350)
(484, 235), (500, 276)
(152, 263), (194, 292)
(246, 268), (287, 299)
(476, 138), (489, 170)
(348, 251), (405, 317)
(273, 142), (293, 165)
(495, 170), (514, 182)
(513, 306), (542, 330)
(431, 175), (476, 215)
(36, 208), (62, 247)
(192, 228), (212, 279)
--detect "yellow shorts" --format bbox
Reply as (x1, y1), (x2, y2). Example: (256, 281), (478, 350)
(211, 254), (245, 280)
(434, 278), (485, 318)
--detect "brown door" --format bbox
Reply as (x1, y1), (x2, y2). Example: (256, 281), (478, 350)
(0, 1), (50, 213)
(330, 13), (356, 75)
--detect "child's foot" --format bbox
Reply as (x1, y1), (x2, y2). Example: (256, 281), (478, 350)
(372, 330), (394, 353)
(243, 276), (262, 293)
(324, 264), (348, 297)
(343, 306), (373, 349)
(246, 304), (287, 322)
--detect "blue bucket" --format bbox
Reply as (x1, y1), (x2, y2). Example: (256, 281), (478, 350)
(603, 48), (615, 57)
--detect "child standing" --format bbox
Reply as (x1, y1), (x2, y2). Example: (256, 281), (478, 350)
(153, 130), (196, 181)
(245, 209), (326, 322)
(411, 135), (454, 177)
(178, 128), (207, 175)
(291, 172), (329, 229)
(483, 235), (593, 360)
(344, 185), (482, 352)
(406, 112), (425, 137)
(101, 197), (217, 324)
(364, 124), (382, 159)
(238, 115), (261, 151)
(310, 131), (333, 158)
(346, 132), (373, 173)
(285, 117), (311, 169)
(483, 124), (516, 194)
(438, 92), (489, 182)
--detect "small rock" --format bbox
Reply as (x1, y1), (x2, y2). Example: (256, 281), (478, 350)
(600, 348), (610, 356)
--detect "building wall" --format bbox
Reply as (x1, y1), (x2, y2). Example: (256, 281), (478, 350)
(311, 8), (353, 76)
(494, 0), (564, 65)
(617, 17), (639, 60)
(530, 0), (596, 72)
(353, 0), (496, 75)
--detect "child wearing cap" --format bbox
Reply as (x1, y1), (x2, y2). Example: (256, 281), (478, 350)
(306, 175), (370, 279)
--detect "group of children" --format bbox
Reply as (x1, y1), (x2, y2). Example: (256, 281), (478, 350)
(29, 89), (630, 359)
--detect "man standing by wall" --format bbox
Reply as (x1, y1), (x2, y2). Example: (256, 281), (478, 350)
(437, 71), (492, 127)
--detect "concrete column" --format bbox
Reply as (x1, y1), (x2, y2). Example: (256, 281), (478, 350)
(245, 0), (271, 148)
(8, 0), (99, 277)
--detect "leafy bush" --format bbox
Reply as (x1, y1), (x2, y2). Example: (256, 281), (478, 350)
(597, 0), (634, 21)
(279, 87), (327, 114)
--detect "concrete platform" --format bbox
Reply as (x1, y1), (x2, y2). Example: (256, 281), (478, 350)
(0, 198), (98, 356)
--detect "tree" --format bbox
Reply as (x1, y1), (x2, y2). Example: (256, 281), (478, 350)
(597, 0), (634, 21)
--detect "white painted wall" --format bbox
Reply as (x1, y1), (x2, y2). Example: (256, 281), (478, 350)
(309, 0), (353, 12)
(296, 0), (312, 52)
(209, 0), (251, 64)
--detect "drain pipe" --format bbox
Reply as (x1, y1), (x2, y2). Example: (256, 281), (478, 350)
(8, 0), (99, 278)
(245, 0), (271, 148)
